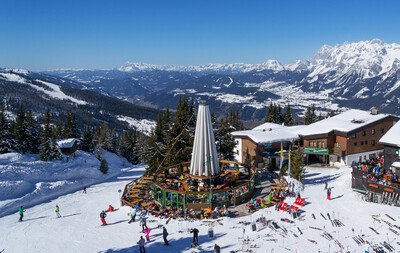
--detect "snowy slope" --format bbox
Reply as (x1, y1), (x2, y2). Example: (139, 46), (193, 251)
(0, 151), (132, 218)
(1, 165), (399, 253)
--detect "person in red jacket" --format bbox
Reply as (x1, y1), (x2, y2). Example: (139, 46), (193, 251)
(108, 205), (115, 212)
(100, 210), (107, 225)
(327, 187), (332, 200)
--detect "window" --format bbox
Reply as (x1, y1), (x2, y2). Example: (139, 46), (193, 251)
(322, 142), (325, 148)
(372, 129), (375, 135)
(354, 142), (357, 146)
(362, 130), (366, 136)
(365, 140), (368, 145)
(360, 141), (363, 145)
(371, 140), (376, 146)
(381, 128), (384, 134)
(351, 133), (357, 139)
(335, 142), (340, 148)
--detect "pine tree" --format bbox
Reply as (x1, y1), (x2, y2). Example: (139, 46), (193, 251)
(39, 110), (61, 161)
(164, 97), (193, 166)
(283, 104), (294, 126)
(276, 104), (283, 124)
(118, 129), (140, 164)
(216, 118), (236, 160)
(13, 106), (29, 152)
(25, 110), (40, 153)
(80, 125), (95, 152)
(265, 102), (274, 123)
(99, 158), (109, 174)
(63, 112), (79, 138)
(290, 149), (305, 182)
(145, 110), (168, 173)
(304, 104), (317, 125)
(318, 112), (325, 121)
(0, 108), (15, 153)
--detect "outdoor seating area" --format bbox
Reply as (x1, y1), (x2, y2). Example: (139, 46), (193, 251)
(352, 156), (400, 189)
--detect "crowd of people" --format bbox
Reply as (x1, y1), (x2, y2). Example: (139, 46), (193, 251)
(353, 156), (400, 189)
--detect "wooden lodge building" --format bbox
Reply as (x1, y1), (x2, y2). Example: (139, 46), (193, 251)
(298, 109), (398, 166)
(231, 109), (399, 168)
(231, 123), (303, 169)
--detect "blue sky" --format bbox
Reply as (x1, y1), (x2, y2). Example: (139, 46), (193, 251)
(1, 0), (399, 70)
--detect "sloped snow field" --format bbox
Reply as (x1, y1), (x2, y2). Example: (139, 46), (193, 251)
(0, 164), (399, 253)
(0, 151), (132, 218)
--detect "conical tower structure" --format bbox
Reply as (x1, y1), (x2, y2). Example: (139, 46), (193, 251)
(189, 101), (220, 177)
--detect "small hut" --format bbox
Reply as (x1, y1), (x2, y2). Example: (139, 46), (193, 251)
(57, 138), (79, 156)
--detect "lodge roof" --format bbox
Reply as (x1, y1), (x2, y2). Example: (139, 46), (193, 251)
(298, 109), (392, 137)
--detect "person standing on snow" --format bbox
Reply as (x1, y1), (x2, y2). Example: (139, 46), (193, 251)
(327, 187), (332, 200)
(214, 243), (221, 253)
(137, 236), (146, 253)
(143, 228), (151, 242)
(140, 216), (148, 232)
(18, 206), (25, 222)
(55, 205), (61, 218)
(83, 186), (87, 194)
(128, 208), (136, 224)
(163, 226), (169, 245)
(100, 210), (107, 226)
(190, 228), (199, 244)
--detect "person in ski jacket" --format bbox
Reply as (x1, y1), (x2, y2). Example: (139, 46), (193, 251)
(214, 244), (221, 253)
(163, 226), (169, 245)
(108, 204), (115, 212)
(18, 206), (25, 222)
(140, 216), (148, 232)
(55, 205), (61, 218)
(100, 210), (107, 225)
(83, 186), (87, 194)
(128, 208), (136, 223)
(191, 228), (199, 244)
(144, 228), (151, 242)
(327, 187), (332, 200)
(137, 236), (146, 253)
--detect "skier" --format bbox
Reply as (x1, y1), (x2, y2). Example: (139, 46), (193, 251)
(214, 243), (221, 253)
(327, 187), (332, 200)
(324, 182), (328, 190)
(163, 226), (169, 245)
(137, 236), (146, 253)
(100, 210), (107, 226)
(55, 205), (61, 218)
(140, 216), (148, 232)
(18, 206), (25, 222)
(190, 228), (199, 245)
(128, 208), (136, 223)
(144, 228), (151, 242)
(83, 186), (87, 194)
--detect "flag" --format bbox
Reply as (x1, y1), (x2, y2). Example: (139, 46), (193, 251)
(279, 142), (284, 170)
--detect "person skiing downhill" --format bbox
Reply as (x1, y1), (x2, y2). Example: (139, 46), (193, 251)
(55, 205), (61, 218)
(100, 210), (107, 225)
(163, 226), (169, 245)
(18, 206), (25, 222)
(128, 208), (136, 223)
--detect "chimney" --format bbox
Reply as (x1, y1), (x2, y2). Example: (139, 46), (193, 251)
(370, 107), (379, 115)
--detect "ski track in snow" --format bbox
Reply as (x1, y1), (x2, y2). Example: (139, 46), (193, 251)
(0, 165), (399, 252)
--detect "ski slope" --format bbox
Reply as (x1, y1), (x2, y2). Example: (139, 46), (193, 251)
(0, 165), (399, 253)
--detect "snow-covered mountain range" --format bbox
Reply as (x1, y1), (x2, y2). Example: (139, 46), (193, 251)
(0, 69), (158, 133)
(42, 39), (400, 119)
